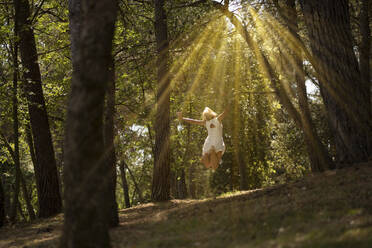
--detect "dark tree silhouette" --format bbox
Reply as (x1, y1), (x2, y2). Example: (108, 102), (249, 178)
(300, 0), (371, 164)
(359, 0), (371, 155)
(14, 0), (62, 218)
(61, 0), (118, 247)
(151, 0), (171, 201)
(104, 59), (119, 226)
(119, 161), (131, 208)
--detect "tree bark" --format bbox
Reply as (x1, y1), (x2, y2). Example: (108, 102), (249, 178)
(119, 162), (131, 208)
(104, 58), (119, 227)
(359, 0), (371, 157)
(278, 0), (334, 171)
(152, 0), (171, 202)
(299, 0), (370, 165)
(61, 0), (118, 247)
(14, 0), (62, 217)
(11, 25), (36, 221)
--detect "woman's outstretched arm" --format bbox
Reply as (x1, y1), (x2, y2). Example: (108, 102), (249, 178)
(177, 112), (205, 126)
(217, 107), (229, 122)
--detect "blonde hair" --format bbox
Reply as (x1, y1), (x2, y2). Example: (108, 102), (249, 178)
(202, 107), (217, 121)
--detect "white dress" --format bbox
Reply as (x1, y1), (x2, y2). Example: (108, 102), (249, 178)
(202, 117), (225, 155)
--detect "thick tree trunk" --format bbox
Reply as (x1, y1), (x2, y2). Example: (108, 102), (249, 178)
(152, 0), (171, 202)
(300, 0), (370, 165)
(119, 162), (131, 208)
(14, 0), (62, 217)
(279, 0), (334, 171)
(359, 0), (371, 157)
(104, 59), (119, 227)
(61, 0), (117, 247)
(0, 177), (4, 227)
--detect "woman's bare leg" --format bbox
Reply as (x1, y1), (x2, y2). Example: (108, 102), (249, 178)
(216, 151), (223, 164)
(210, 150), (218, 170)
(201, 153), (211, 168)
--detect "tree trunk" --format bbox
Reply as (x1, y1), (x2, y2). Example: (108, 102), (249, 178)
(61, 0), (117, 247)
(119, 162), (131, 208)
(126, 162), (144, 203)
(9, 169), (20, 223)
(176, 169), (188, 199)
(188, 164), (196, 199)
(19, 169), (35, 220)
(14, 0), (62, 218)
(359, 0), (371, 157)
(0, 175), (5, 227)
(177, 106), (191, 199)
(0, 133), (35, 221)
(16, 199), (26, 221)
(11, 26), (36, 221)
(152, 0), (171, 202)
(1, 134), (20, 223)
(277, 0), (334, 171)
(170, 170), (178, 199)
(300, 0), (370, 165)
(104, 58), (119, 227)
(25, 124), (37, 169)
(9, 37), (21, 223)
(25, 123), (41, 216)
(232, 93), (248, 190)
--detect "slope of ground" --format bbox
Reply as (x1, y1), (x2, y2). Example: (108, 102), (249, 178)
(1, 162), (372, 248)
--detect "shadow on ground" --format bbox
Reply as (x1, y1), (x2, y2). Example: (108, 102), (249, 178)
(1, 162), (372, 248)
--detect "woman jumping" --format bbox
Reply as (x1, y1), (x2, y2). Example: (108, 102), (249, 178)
(177, 107), (228, 170)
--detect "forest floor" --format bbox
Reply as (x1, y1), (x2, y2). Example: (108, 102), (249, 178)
(1, 162), (372, 248)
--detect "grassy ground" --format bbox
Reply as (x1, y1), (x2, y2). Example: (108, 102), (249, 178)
(1, 162), (372, 248)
